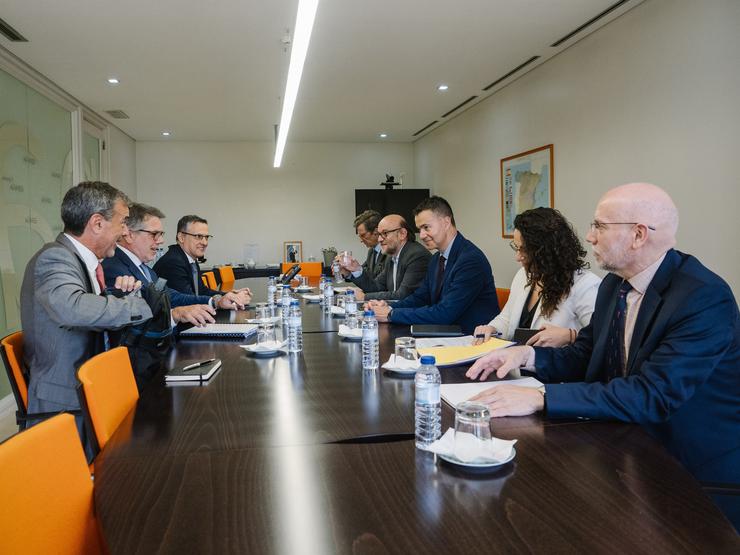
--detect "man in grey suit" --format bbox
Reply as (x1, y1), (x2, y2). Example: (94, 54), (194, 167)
(21, 182), (153, 425)
(341, 214), (431, 301)
(353, 210), (387, 279)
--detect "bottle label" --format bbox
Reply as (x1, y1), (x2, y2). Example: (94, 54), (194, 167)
(416, 383), (440, 404)
(289, 316), (301, 327)
(362, 328), (378, 341)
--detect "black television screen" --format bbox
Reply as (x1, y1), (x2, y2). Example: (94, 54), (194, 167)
(354, 189), (430, 231)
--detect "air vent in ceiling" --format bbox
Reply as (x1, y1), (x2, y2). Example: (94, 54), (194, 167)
(413, 121), (439, 137)
(105, 110), (130, 119)
(0, 17), (28, 42)
(441, 96), (478, 119)
(550, 0), (631, 47)
(483, 56), (540, 92)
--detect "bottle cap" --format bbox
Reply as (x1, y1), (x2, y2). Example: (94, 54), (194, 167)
(364, 310), (375, 317)
(419, 355), (436, 365)
(290, 299), (299, 305)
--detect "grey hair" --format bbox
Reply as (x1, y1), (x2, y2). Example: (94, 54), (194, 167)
(127, 203), (166, 230)
(354, 210), (382, 233)
(61, 181), (129, 236)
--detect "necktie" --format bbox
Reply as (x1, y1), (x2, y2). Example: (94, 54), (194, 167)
(139, 264), (153, 283)
(605, 280), (633, 381)
(434, 255), (446, 301)
(94, 263), (106, 294)
(392, 257), (398, 291)
(191, 262), (199, 294)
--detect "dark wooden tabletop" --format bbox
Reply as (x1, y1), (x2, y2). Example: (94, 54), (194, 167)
(94, 276), (740, 554)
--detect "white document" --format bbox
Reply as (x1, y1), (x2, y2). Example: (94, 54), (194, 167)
(440, 377), (544, 408)
(180, 323), (258, 337)
(415, 335), (478, 348)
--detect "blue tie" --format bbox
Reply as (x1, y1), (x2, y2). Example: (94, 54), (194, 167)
(605, 280), (633, 381)
(139, 264), (153, 283)
(191, 262), (199, 294)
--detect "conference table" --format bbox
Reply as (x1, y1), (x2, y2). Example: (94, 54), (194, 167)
(94, 278), (740, 553)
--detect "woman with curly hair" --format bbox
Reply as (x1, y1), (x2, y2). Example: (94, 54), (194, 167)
(473, 207), (601, 347)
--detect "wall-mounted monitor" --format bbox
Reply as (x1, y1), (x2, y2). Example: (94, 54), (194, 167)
(354, 189), (430, 231)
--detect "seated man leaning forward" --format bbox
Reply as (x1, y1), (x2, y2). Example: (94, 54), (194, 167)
(153, 214), (251, 305)
(340, 214), (431, 301)
(369, 196), (500, 334)
(103, 203), (249, 327)
(466, 183), (740, 531)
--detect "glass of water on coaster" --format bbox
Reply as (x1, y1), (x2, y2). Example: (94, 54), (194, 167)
(257, 321), (277, 347)
(453, 402), (492, 461)
(255, 303), (270, 321)
(394, 337), (417, 362)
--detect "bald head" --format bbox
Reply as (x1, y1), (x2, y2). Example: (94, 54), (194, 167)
(377, 214), (411, 255)
(588, 183), (679, 278)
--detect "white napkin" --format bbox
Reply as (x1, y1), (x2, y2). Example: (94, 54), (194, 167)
(381, 354), (420, 372)
(302, 294), (322, 302)
(245, 316), (281, 324)
(338, 325), (362, 338)
(330, 305), (346, 316)
(241, 340), (287, 353)
(422, 428), (517, 464)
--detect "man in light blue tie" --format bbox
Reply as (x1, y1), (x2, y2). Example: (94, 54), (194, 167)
(102, 204), (247, 326)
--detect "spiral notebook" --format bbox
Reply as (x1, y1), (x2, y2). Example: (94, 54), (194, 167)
(180, 323), (258, 338)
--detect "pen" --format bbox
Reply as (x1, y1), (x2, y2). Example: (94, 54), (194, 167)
(182, 358), (217, 371)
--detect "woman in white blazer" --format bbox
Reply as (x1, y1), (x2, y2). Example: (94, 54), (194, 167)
(474, 208), (601, 347)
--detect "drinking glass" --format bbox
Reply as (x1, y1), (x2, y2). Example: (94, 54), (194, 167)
(336, 293), (346, 310)
(394, 337), (417, 361)
(254, 303), (270, 321)
(453, 402), (491, 462)
(257, 321), (277, 347)
(300, 275), (309, 288)
(340, 250), (353, 266)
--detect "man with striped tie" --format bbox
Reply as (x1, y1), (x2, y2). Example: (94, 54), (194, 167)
(465, 183), (740, 531)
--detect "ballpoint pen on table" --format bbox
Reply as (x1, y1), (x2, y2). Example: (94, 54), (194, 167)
(182, 358), (217, 371)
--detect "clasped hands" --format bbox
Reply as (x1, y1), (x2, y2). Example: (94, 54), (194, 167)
(465, 346), (544, 417)
(170, 289), (250, 327)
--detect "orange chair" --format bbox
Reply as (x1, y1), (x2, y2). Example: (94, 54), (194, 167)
(496, 287), (510, 309)
(218, 265), (235, 291)
(202, 270), (218, 290)
(281, 262), (322, 277)
(1, 331), (71, 431)
(0, 413), (106, 554)
(76, 347), (139, 459)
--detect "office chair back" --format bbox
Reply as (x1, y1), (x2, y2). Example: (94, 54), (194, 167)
(1, 331), (28, 415)
(281, 262), (322, 277)
(202, 270), (218, 290)
(496, 288), (510, 309)
(0, 413), (106, 554)
(77, 346), (139, 458)
(218, 265), (235, 291)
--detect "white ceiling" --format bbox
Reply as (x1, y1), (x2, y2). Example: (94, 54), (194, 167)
(1, 0), (641, 143)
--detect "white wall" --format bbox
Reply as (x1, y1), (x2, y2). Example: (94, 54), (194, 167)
(136, 141), (414, 265)
(108, 126), (137, 199)
(414, 0), (740, 296)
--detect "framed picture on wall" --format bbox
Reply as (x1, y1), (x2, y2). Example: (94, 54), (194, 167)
(500, 144), (554, 238)
(283, 241), (303, 263)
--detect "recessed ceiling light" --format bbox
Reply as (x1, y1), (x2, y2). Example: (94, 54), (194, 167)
(437, 84), (449, 91)
(107, 77), (120, 85)
(161, 131), (171, 137)
(379, 133), (388, 139)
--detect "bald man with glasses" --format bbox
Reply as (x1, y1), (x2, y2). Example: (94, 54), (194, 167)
(339, 214), (431, 301)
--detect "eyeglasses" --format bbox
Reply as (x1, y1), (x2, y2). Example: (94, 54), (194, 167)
(357, 229), (376, 240)
(589, 221), (656, 233)
(509, 241), (524, 253)
(180, 231), (213, 241)
(378, 227), (402, 239)
(133, 229), (165, 240)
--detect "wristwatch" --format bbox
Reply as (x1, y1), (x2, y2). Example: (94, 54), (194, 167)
(210, 294), (223, 308)
(388, 308), (393, 322)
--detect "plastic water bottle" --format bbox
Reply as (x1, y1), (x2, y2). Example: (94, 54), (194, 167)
(361, 310), (379, 370)
(323, 281), (334, 313)
(415, 355), (441, 449)
(287, 299), (303, 353)
(345, 289), (359, 329)
(280, 286), (292, 317)
(267, 276), (277, 307)
(319, 276), (327, 295)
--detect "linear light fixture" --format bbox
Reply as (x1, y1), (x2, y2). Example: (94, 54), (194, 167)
(273, 0), (320, 168)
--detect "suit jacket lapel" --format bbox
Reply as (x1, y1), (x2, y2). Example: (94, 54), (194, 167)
(116, 247), (148, 282)
(587, 276), (620, 382)
(437, 233), (464, 298)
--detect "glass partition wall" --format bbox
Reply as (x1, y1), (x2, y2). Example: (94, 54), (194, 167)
(0, 67), (73, 398)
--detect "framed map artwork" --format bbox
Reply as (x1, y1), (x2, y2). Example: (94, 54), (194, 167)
(500, 144), (554, 238)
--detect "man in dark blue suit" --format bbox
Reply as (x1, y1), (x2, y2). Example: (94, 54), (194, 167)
(103, 204), (248, 326)
(466, 183), (740, 531)
(369, 196), (499, 334)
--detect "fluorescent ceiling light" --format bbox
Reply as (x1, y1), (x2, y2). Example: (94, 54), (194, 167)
(379, 133), (388, 138)
(161, 131), (171, 137)
(107, 77), (120, 85)
(273, 0), (319, 168)
(437, 84), (449, 91)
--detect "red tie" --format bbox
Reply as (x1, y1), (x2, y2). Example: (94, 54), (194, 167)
(95, 263), (106, 293)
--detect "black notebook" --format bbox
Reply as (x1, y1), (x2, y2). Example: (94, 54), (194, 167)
(513, 328), (540, 345)
(180, 323), (257, 338)
(165, 359), (222, 383)
(410, 324), (463, 337)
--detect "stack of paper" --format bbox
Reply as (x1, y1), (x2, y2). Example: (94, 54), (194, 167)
(440, 377), (544, 408)
(416, 336), (514, 367)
